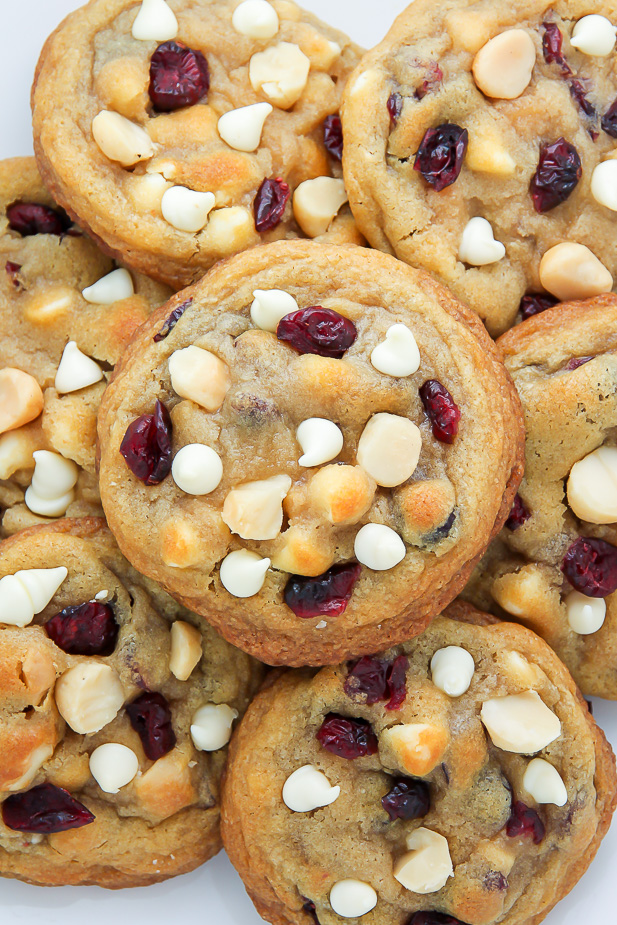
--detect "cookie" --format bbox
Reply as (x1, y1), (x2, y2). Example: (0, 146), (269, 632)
(97, 240), (523, 666)
(221, 606), (617, 925)
(341, 0), (617, 336)
(0, 517), (262, 888)
(461, 294), (617, 699)
(0, 157), (170, 537)
(32, 0), (363, 290)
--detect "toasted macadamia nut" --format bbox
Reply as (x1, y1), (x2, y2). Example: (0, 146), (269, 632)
(308, 465), (376, 525)
(170, 620), (203, 680)
(357, 413), (422, 487)
(169, 346), (231, 412)
(203, 207), (256, 253)
(565, 591), (607, 635)
(25, 450), (79, 517)
(0, 566), (67, 627)
(218, 102), (273, 152)
(89, 743), (139, 794)
(297, 418), (343, 467)
(132, 0), (178, 40)
(94, 57), (149, 121)
(354, 523), (406, 571)
(135, 748), (195, 819)
(472, 30), (536, 99)
(539, 243), (613, 301)
(499, 650), (547, 689)
(371, 324), (420, 377)
(394, 827), (453, 894)
(172, 443), (223, 495)
(481, 690), (561, 754)
(220, 550), (271, 598)
(222, 474), (291, 540)
(329, 880), (377, 918)
(431, 646), (475, 697)
(82, 268), (134, 304)
(22, 286), (78, 326)
(0, 429), (38, 480)
(293, 177), (348, 237)
(591, 159), (617, 211)
(251, 288), (299, 332)
(466, 125), (516, 175)
(55, 663), (125, 735)
(161, 187), (216, 233)
(249, 42), (310, 109)
(92, 110), (155, 167)
(160, 517), (204, 569)
(129, 172), (171, 213)
(55, 342), (104, 394)
(394, 479), (456, 544)
(380, 723), (449, 776)
(458, 217), (505, 266)
(523, 757), (568, 806)
(271, 525), (335, 576)
(282, 764), (340, 812)
(567, 446), (617, 523)
(190, 703), (238, 751)
(233, 0), (279, 39)
(0, 369), (44, 434)
(571, 14), (616, 57)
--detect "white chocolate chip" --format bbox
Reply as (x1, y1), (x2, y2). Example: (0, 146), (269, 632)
(297, 418), (343, 467)
(0, 566), (67, 627)
(172, 444), (223, 495)
(539, 243), (613, 301)
(567, 445), (617, 523)
(25, 450), (79, 517)
(92, 111), (155, 167)
(523, 758), (567, 806)
(282, 764), (340, 812)
(218, 102), (273, 152)
(357, 413), (422, 487)
(190, 703), (238, 751)
(82, 268), (134, 304)
(0, 368), (44, 434)
(161, 186), (216, 233)
(458, 217), (505, 266)
(591, 159), (617, 211)
(54, 342), (104, 394)
(250, 289), (299, 331)
(329, 880), (377, 918)
(95, 590), (109, 601)
(89, 743), (139, 794)
(55, 663), (124, 735)
(293, 177), (348, 237)
(472, 30), (536, 99)
(370, 324), (420, 378)
(249, 42), (310, 109)
(222, 474), (292, 540)
(132, 0), (178, 40)
(480, 690), (561, 754)
(168, 346), (231, 412)
(565, 590), (607, 635)
(571, 15), (616, 57)
(170, 620), (203, 680)
(354, 523), (406, 571)
(220, 549), (271, 597)
(393, 828), (453, 894)
(430, 646), (475, 697)
(232, 0), (279, 39)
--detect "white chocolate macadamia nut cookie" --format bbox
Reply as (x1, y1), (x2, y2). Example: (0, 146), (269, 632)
(341, 0), (617, 335)
(0, 518), (261, 888)
(221, 610), (617, 925)
(32, 0), (364, 290)
(0, 158), (170, 537)
(97, 242), (524, 666)
(462, 295), (617, 699)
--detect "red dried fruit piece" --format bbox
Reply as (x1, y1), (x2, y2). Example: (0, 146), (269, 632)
(542, 23), (570, 73)
(602, 97), (617, 137)
(284, 562), (361, 619)
(253, 177), (291, 232)
(386, 655), (408, 709)
(519, 293), (558, 320)
(126, 691), (177, 761)
(149, 41), (209, 112)
(414, 124), (468, 192)
(530, 138), (581, 213)
(323, 114), (343, 161)
(344, 655), (408, 710)
(569, 79), (596, 119)
(415, 62), (443, 100)
(303, 901), (320, 925)
(419, 380), (461, 444)
(484, 871), (508, 891)
(506, 800), (545, 844)
(505, 494), (531, 531)
(564, 355), (594, 371)
(387, 92), (403, 126)
(45, 601), (119, 656)
(316, 713), (378, 759)
(409, 915), (464, 925)
(5, 261), (22, 289)
(277, 306), (357, 358)
(153, 298), (193, 342)
(120, 399), (172, 486)
(2, 783), (94, 834)
(561, 537), (617, 598)
(382, 777), (430, 821)
(7, 202), (71, 237)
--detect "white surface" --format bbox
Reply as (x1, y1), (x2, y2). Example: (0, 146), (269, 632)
(1, 2), (616, 923)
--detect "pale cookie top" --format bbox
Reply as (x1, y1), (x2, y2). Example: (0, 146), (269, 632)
(464, 295), (617, 700)
(342, 0), (617, 336)
(221, 611), (617, 925)
(97, 241), (524, 667)
(0, 158), (170, 537)
(0, 518), (262, 888)
(32, 0), (363, 290)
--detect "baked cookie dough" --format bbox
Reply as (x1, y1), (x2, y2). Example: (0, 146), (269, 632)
(97, 241), (524, 666)
(0, 157), (170, 537)
(342, 0), (617, 336)
(32, 0), (363, 289)
(221, 607), (617, 925)
(0, 517), (262, 888)
(462, 295), (617, 699)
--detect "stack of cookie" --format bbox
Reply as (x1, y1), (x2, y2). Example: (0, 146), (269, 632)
(0, 1), (616, 923)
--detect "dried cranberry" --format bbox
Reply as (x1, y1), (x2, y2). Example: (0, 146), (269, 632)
(277, 307), (357, 358)
(505, 494), (531, 531)
(530, 138), (581, 213)
(419, 380), (461, 444)
(382, 778), (430, 821)
(519, 293), (558, 320)
(569, 79), (596, 119)
(323, 115), (343, 161)
(408, 915), (464, 925)
(542, 23), (570, 73)
(565, 355), (594, 370)
(45, 601), (118, 656)
(303, 900), (320, 925)
(2, 784), (94, 834)
(284, 562), (361, 619)
(506, 801), (545, 844)
(415, 63), (443, 100)
(253, 177), (291, 232)
(5, 261), (22, 289)
(316, 713), (378, 759)
(7, 202), (71, 237)
(602, 98), (617, 137)
(126, 691), (176, 761)
(561, 537), (617, 598)
(484, 871), (508, 891)
(387, 92), (403, 126)
(120, 399), (172, 486)
(414, 124), (468, 192)
(385, 655), (408, 709)
(153, 298), (192, 342)
(344, 655), (408, 710)
(149, 41), (209, 112)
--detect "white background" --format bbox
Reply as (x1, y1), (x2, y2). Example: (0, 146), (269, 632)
(1, 2), (616, 923)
